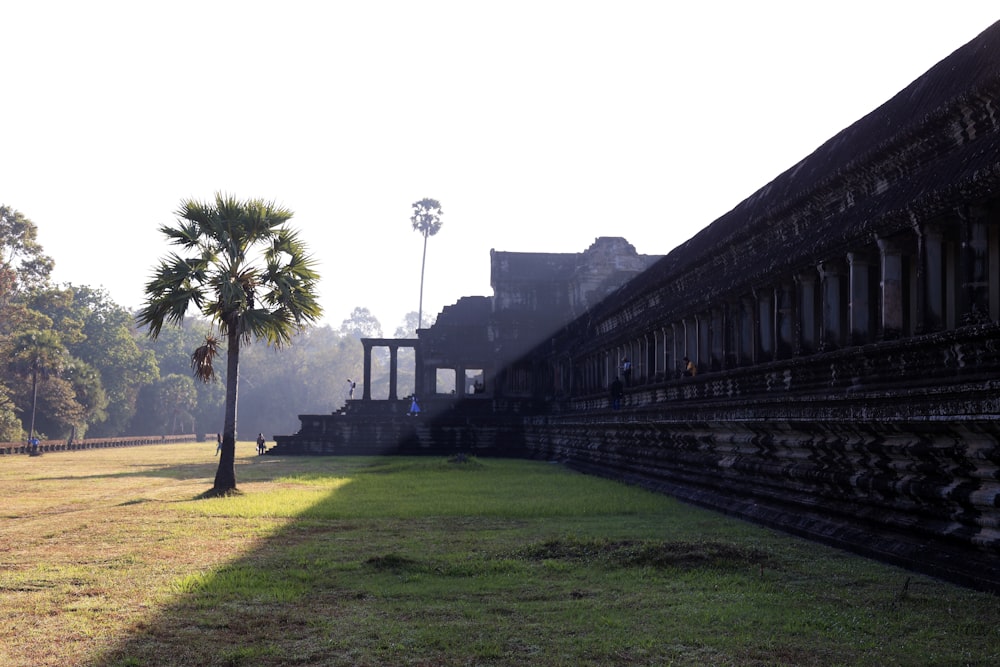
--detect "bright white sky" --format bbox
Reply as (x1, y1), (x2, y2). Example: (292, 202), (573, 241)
(3, 2), (998, 332)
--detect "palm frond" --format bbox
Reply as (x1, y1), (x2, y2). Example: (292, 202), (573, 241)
(410, 198), (444, 237)
(190, 335), (219, 383)
(159, 221), (203, 249)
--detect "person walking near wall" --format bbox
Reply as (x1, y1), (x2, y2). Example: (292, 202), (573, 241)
(610, 376), (624, 409)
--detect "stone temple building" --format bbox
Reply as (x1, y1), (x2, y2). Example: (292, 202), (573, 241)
(275, 21), (1000, 592)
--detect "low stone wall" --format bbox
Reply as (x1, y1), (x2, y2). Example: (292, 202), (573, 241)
(273, 384), (1000, 592)
(0, 434), (196, 456)
(272, 407), (526, 457)
(520, 415), (1000, 593)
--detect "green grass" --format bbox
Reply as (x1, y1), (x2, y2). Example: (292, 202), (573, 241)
(0, 443), (997, 666)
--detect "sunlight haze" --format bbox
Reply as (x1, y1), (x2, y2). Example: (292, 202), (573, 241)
(3, 1), (998, 331)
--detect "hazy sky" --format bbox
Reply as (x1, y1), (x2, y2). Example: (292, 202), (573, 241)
(4, 2), (998, 332)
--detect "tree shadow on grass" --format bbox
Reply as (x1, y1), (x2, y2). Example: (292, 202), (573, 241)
(77, 455), (1000, 667)
(33, 463), (219, 483)
(34, 452), (349, 485)
(83, 457), (517, 667)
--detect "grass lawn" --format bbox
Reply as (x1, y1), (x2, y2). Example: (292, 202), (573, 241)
(0, 442), (997, 666)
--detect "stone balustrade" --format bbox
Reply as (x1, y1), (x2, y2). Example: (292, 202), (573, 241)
(0, 434), (196, 456)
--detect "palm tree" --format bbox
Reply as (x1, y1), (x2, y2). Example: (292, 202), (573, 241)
(137, 193), (322, 494)
(8, 330), (67, 442)
(410, 198), (443, 329)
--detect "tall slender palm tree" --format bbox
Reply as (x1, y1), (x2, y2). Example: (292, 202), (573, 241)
(410, 198), (443, 329)
(8, 330), (67, 442)
(137, 194), (322, 494)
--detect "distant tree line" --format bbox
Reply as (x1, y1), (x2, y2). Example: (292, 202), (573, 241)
(0, 204), (431, 443)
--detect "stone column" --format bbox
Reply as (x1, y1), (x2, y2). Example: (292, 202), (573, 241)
(671, 322), (683, 377)
(662, 326), (672, 377)
(754, 288), (773, 362)
(388, 344), (399, 400)
(643, 333), (652, 383)
(877, 238), (904, 339)
(739, 295), (755, 365)
(722, 300), (740, 369)
(710, 307), (724, 371)
(697, 314), (710, 373)
(684, 318), (697, 370)
(988, 205), (1000, 321)
(414, 343), (426, 397)
(653, 328), (663, 378)
(775, 281), (795, 359)
(962, 206), (991, 323)
(362, 340), (373, 400)
(795, 270), (818, 354)
(917, 222), (945, 332)
(847, 251), (874, 345)
(818, 259), (846, 350)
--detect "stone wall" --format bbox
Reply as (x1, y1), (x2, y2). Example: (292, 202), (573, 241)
(519, 390), (1000, 593)
(0, 434), (196, 455)
(520, 414), (1000, 591)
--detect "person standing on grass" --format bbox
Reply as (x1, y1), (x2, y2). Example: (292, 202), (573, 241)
(256, 433), (266, 455)
(216, 432), (222, 455)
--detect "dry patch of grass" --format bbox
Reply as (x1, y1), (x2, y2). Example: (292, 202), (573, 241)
(0, 443), (281, 667)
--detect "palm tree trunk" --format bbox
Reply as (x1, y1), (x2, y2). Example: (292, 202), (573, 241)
(213, 325), (240, 492)
(28, 364), (38, 441)
(418, 231), (428, 328)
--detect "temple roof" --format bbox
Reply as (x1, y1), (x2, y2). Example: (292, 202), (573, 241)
(594, 20), (1000, 321)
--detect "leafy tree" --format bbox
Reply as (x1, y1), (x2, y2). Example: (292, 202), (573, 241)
(410, 198), (443, 327)
(0, 384), (21, 441)
(154, 374), (198, 434)
(338, 306), (383, 339)
(141, 318), (206, 377)
(137, 194), (322, 494)
(0, 206), (55, 437)
(0, 205), (54, 297)
(337, 307), (389, 397)
(393, 310), (435, 338)
(302, 326), (364, 411)
(29, 370), (89, 439)
(55, 286), (157, 436)
(238, 324), (365, 435)
(61, 358), (108, 436)
(131, 316), (225, 437)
